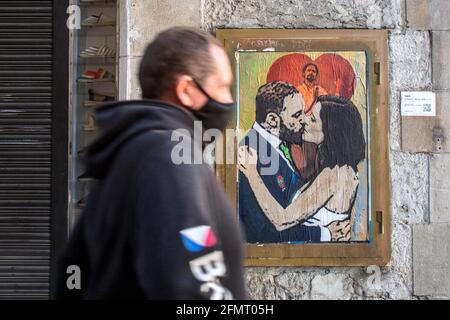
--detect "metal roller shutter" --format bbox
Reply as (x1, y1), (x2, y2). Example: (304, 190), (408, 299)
(0, 0), (53, 299)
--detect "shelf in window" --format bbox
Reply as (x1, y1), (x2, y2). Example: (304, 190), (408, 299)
(83, 100), (111, 108)
(77, 78), (115, 83)
(83, 126), (98, 132)
(81, 22), (116, 28)
(78, 55), (116, 60)
(77, 173), (93, 182)
(78, 0), (116, 7)
(83, 119), (99, 131)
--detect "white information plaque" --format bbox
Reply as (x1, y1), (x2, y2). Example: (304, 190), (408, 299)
(401, 91), (436, 117)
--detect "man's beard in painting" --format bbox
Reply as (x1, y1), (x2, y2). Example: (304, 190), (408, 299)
(306, 74), (316, 82)
(279, 121), (303, 145)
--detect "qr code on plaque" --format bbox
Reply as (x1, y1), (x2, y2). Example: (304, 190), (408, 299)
(423, 104), (431, 112)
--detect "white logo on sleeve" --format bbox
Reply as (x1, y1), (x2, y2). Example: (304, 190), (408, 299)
(189, 250), (233, 300)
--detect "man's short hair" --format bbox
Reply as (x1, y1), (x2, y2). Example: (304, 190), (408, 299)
(138, 27), (222, 99)
(302, 63), (319, 76)
(255, 81), (298, 124)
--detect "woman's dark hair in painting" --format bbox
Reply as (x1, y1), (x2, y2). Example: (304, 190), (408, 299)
(317, 95), (366, 171)
(255, 81), (298, 124)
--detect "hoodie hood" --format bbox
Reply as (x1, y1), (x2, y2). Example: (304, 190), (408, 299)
(84, 100), (196, 179)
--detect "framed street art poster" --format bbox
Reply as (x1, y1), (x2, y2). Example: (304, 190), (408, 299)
(215, 29), (390, 266)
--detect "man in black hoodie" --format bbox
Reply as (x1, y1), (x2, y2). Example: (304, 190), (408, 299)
(54, 27), (246, 299)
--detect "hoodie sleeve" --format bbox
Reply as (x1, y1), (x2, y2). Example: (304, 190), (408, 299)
(130, 147), (243, 300)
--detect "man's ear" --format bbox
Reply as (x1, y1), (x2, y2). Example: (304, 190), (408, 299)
(174, 75), (195, 108)
(265, 112), (280, 129)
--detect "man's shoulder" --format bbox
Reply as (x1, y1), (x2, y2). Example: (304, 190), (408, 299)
(126, 129), (211, 174)
(123, 128), (178, 154)
(112, 128), (182, 174)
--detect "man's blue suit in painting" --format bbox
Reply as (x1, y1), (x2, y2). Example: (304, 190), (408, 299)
(238, 122), (321, 243)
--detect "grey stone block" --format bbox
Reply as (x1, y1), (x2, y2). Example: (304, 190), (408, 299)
(406, 0), (430, 30)
(407, 0), (450, 30)
(390, 151), (429, 224)
(432, 31), (450, 90)
(389, 31), (431, 90)
(413, 223), (450, 297)
(430, 154), (450, 222)
(127, 56), (142, 100)
(401, 91), (450, 153)
(311, 274), (354, 300)
(203, 0), (404, 30)
(389, 31), (432, 151)
(430, 0), (450, 30)
(128, 0), (201, 57)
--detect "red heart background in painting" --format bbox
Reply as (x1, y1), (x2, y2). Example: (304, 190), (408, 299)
(266, 53), (356, 100)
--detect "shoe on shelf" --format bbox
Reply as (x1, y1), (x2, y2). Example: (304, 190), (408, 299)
(88, 89), (115, 102)
(83, 115), (98, 131)
(80, 45), (115, 58)
(84, 100), (106, 108)
(79, 68), (114, 81)
(80, 69), (98, 80)
(81, 13), (115, 27)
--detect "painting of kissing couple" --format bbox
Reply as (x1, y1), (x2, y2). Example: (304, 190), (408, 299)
(237, 50), (370, 244)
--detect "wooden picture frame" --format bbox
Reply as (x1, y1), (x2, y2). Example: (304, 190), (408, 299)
(215, 29), (390, 267)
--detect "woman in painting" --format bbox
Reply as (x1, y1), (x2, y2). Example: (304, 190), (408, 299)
(239, 95), (366, 242)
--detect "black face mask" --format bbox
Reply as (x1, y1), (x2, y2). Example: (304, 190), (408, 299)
(190, 80), (234, 131)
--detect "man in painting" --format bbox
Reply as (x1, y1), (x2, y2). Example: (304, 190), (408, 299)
(238, 80), (322, 243)
(297, 63), (328, 115)
(239, 95), (366, 242)
(289, 62), (329, 192)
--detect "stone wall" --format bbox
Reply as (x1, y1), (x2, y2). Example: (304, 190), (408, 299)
(122, 0), (450, 299)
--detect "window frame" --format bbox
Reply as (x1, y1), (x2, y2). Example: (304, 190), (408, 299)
(215, 29), (390, 267)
